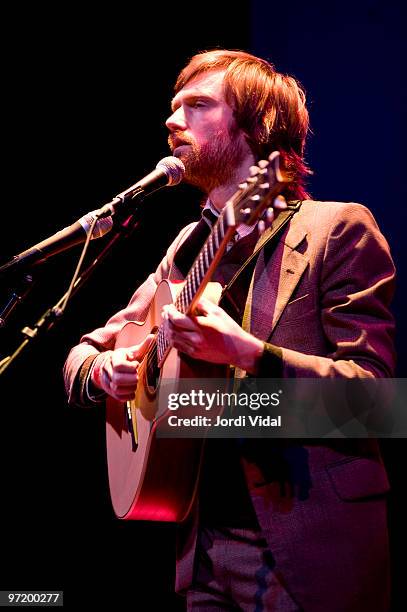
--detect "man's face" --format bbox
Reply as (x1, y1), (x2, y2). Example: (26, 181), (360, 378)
(166, 70), (251, 193)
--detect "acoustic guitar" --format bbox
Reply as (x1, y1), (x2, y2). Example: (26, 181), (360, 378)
(106, 151), (287, 521)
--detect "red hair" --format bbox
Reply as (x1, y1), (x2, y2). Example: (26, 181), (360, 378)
(175, 49), (312, 200)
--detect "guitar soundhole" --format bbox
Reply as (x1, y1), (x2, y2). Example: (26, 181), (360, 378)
(145, 343), (160, 392)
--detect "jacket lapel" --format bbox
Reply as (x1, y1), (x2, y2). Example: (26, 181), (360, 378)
(250, 218), (309, 340)
(270, 245), (309, 331)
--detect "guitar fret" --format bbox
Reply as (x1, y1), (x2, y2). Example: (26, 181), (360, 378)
(199, 253), (205, 278)
(194, 263), (201, 286)
(191, 266), (198, 292)
(182, 289), (189, 312)
(204, 242), (209, 268)
(182, 285), (189, 310)
(187, 276), (194, 303)
(219, 215), (225, 238)
(214, 226), (220, 249)
(208, 236), (214, 259)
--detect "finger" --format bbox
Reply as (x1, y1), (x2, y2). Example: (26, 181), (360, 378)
(101, 367), (112, 388)
(162, 303), (178, 316)
(110, 355), (139, 373)
(111, 372), (139, 387)
(127, 334), (155, 361)
(170, 331), (198, 353)
(102, 354), (114, 380)
(194, 295), (218, 316)
(173, 340), (196, 356)
(164, 306), (199, 331)
(112, 363), (139, 376)
(111, 383), (138, 397)
(172, 330), (202, 346)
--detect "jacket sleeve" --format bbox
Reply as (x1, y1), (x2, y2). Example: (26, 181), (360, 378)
(63, 223), (196, 407)
(263, 204), (396, 378)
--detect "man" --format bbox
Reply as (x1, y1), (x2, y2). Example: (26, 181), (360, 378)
(64, 50), (395, 610)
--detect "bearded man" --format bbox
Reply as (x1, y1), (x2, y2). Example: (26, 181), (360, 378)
(64, 50), (395, 611)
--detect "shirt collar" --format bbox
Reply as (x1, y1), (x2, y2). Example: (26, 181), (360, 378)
(202, 198), (256, 240)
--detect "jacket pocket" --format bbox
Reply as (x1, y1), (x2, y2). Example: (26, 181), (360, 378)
(326, 457), (390, 501)
(278, 292), (316, 325)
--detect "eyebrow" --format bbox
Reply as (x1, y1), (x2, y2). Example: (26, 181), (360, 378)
(170, 91), (216, 112)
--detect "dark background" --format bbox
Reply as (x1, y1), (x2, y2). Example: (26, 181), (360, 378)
(1, 1), (405, 609)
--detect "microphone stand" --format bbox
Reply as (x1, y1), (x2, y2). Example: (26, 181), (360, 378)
(0, 272), (36, 329)
(0, 208), (141, 377)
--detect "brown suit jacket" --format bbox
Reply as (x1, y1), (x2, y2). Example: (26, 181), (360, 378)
(64, 200), (395, 610)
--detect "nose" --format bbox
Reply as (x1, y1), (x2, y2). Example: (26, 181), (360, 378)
(166, 106), (187, 132)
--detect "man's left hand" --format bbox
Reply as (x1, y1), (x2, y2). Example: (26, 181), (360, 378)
(162, 297), (264, 374)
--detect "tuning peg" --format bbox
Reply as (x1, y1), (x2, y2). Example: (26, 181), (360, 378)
(258, 159), (269, 169)
(239, 207), (252, 222)
(273, 195), (287, 209)
(259, 207), (275, 227)
(249, 165), (260, 176)
(238, 182), (248, 190)
(265, 207), (275, 224)
(258, 220), (266, 235)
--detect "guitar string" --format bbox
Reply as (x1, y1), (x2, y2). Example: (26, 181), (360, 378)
(142, 172), (266, 375)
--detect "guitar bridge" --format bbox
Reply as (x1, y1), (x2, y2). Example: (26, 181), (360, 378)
(125, 400), (138, 452)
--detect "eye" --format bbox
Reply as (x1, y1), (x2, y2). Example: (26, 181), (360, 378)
(191, 99), (206, 108)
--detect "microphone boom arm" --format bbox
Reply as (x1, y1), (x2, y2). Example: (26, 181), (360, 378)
(0, 209), (142, 376)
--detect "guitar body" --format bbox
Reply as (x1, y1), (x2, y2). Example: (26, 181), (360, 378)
(106, 279), (224, 522)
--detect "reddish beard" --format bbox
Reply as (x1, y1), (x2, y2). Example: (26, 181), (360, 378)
(168, 127), (248, 193)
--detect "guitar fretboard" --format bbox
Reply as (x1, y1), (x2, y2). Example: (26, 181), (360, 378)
(156, 210), (233, 364)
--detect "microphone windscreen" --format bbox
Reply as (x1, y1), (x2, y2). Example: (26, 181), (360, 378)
(156, 156), (185, 186)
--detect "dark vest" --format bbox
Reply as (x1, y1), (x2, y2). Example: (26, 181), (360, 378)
(200, 228), (262, 528)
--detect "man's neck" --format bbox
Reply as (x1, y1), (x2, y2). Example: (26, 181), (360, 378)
(208, 154), (255, 212)
(208, 184), (242, 212)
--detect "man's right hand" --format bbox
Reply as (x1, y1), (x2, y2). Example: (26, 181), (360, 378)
(90, 334), (154, 401)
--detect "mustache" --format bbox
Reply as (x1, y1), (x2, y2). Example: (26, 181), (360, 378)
(168, 132), (193, 150)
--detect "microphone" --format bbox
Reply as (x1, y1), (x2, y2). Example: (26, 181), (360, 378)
(0, 211), (113, 274)
(0, 156), (185, 275)
(96, 156), (185, 218)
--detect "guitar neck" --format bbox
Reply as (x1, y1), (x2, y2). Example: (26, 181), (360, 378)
(154, 151), (287, 366)
(176, 203), (238, 314)
(155, 203), (237, 366)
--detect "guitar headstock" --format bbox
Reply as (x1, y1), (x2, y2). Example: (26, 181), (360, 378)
(231, 151), (288, 227)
